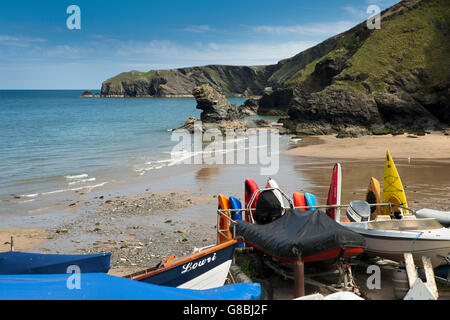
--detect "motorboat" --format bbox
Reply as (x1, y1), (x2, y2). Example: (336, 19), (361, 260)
(343, 201), (450, 268)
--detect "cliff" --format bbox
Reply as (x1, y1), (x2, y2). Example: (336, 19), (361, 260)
(101, 65), (272, 98)
(101, 0), (449, 134)
(264, 0), (450, 134)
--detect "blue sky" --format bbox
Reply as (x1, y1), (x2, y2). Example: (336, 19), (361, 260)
(0, 0), (399, 89)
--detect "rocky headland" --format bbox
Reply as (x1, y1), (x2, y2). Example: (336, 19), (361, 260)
(101, 0), (449, 137)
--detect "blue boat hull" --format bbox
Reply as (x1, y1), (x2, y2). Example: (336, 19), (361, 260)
(0, 252), (111, 274)
(0, 273), (261, 300)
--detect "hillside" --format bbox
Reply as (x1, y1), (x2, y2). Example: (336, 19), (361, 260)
(266, 0), (450, 134)
(100, 0), (449, 134)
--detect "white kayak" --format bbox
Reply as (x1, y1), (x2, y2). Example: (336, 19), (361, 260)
(416, 209), (450, 227)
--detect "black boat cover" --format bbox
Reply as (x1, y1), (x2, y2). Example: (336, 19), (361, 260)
(236, 209), (366, 259)
(254, 190), (284, 225)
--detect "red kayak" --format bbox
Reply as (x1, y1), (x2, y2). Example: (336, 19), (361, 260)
(326, 163), (342, 222)
(244, 179), (260, 222)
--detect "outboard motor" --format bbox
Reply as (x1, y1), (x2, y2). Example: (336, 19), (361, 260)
(346, 201), (371, 222)
(254, 190), (284, 225)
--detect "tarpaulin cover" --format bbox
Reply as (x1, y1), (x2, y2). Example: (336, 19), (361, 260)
(236, 209), (366, 259)
(0, 273), (261, 300)
(0, 252), (111, 274)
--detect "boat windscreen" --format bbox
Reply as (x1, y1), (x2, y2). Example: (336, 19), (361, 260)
(368, 218), (443, 231)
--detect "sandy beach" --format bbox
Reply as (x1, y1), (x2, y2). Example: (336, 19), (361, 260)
(284, 132), (450, 160)
(1, 132), (449, 298)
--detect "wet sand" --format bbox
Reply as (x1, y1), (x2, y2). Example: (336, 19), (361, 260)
(285, 132), (450, 160)
(1, 133), (449, 298)
(0, 228), (50, 252)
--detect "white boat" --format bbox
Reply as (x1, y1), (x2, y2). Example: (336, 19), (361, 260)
(343, 201), (450, 268)
(416, 209), (450, 227)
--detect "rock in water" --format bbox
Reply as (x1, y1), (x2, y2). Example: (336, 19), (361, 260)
(178, 85), (248, 133)
(192, 85), (244, 122)
(80, 90), (93, 98)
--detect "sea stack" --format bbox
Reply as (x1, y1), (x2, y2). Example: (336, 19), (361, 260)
(179, 85), (247, 133)
(80, 90), (93, 98)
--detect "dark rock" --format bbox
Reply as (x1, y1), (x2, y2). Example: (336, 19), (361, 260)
(193, 85), (244, 122)
(240, 99), (259, 116)
(80, 90), (93, 98)
(258, 88), (294, 116)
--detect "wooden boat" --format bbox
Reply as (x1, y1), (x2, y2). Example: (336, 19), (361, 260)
(0, 272), (261, 300)
(124, 239), (238, 290)
(0, 251), (111, 274)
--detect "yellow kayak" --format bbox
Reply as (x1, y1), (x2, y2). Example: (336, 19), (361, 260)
(366, 177), (383, 220)
(382, 151), (409, 215)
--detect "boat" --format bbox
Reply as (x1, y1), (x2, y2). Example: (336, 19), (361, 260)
(366, 177), (383, 220)
(0, 251), (111, 275)
(0, 272), (261, 300)
(343, 201), (450, 268)
(293, 192), (306, 211)
(326, 163), (342, 222)
(217, 194), (232, 245)
(416, 209), (450, 227)
(244, 178), (260, 222)
(124, 239), (238, 290)
(236, 203), (365, 264)
(383, 151), (409, 216)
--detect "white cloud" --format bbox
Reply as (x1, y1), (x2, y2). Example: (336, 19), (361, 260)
(181, 25), (214, 33)
(0, 34), (46, 47)
(114, 39), (318, 66)
(252, 21), (356, 36)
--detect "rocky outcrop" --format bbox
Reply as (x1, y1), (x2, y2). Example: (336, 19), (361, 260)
(258, 88), (294, 116)
(240, 98), (259, 116)
(193, 85), (244, 122)
(80, 90), (93, 98)
(179, 85), (248, 133)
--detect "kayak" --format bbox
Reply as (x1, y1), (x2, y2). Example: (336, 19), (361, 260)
(326, 163), (342, 222)
(383, 151), (409, 215)
(366, 177), (383, 220)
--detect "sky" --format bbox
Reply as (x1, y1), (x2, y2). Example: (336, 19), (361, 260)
(0, 0), (400, 89)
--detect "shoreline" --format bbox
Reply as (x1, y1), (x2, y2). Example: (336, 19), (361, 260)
(1, 132), (450, 278)
(284, 132), (450, 160)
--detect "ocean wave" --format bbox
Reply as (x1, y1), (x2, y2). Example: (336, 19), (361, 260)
(20, 181), (109, 198)
(65, 174), (89, 180)
(135, 143), (268, 176)
(67, 177), (96, 185)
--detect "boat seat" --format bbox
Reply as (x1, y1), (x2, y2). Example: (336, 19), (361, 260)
(375, 215), (391, 221)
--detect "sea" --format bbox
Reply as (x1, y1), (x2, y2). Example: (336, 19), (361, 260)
(0, 90), (266, 216)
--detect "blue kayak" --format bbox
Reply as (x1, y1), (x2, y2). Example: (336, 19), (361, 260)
(0, 273), (261, 300)
(304, 193), (317, 211)
(0, 251), (111, 274)
(229, 196), (244, 248)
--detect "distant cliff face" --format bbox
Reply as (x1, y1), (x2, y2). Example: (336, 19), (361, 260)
(263, 0), (450, 134)
(101, 0), (449, 134)
(101, 65), (272, 97)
